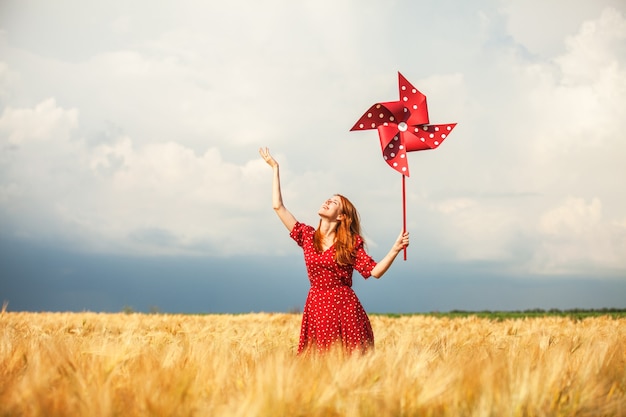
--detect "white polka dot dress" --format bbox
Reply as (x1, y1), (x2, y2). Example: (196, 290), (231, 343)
(290, 222), (377, 354)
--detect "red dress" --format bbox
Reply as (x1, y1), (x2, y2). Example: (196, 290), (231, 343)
(290, 222), (377, 354)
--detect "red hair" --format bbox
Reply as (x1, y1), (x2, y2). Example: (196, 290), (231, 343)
(314, 194), (363, 265)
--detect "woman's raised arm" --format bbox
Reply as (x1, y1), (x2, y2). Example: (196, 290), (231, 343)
(259, 147), (297, 232)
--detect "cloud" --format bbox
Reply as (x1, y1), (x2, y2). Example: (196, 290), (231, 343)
(0, 60), (19, 102)
(0, 98), (78, 145)
(500, 0), (626, 58)
(84, 137), (273, 255)
(0, 1), (624, 280)
(557, 7), (626, 85)
(531, 197), (626, 275)
(0, 96), (275, 255)
(518, 8), (626, 274)
(415, 6), (626, 274)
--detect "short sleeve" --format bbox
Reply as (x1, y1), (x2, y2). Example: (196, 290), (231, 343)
(353, 236), (377, 279)
(289, 222), (314, 247)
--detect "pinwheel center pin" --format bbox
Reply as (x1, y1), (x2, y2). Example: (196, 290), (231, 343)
(398, 122), (408, 132)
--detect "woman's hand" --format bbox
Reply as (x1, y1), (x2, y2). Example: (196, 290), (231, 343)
(259, 147), (278, 168)
(370, 230), (410, 278)
(393, 231), (410, 253)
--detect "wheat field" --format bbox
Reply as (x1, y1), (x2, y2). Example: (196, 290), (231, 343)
(1, 311), (624, 416)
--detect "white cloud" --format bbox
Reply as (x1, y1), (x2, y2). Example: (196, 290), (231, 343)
(434, 198), (477, 215)
(556, 7), (626, 85)
(0, 0), (624, 278)
(0, 98), (78, 145)
(413, 5), (626, 274)
(531, 197), (626, 274)
(0, 60), (19, 102)
(0, 98), (276, 255)
(500, 0), (626, 58)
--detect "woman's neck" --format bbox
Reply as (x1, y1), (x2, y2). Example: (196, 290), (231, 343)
(318, 219), (337, 239)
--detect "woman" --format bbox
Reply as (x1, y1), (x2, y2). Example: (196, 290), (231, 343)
(259, 147), (409, 354)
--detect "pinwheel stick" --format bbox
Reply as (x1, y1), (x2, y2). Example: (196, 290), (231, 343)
(402, 174), (407, 261)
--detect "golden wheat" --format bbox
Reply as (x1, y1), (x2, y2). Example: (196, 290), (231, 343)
(1, 311), (624, 416)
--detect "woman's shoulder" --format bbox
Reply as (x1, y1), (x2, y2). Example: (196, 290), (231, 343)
(353, 234), (366, 247)
(294, 221), (314, 230)
(290, 221), (316, 236)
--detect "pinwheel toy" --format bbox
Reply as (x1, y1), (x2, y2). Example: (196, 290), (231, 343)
(350, 72), (457, 259)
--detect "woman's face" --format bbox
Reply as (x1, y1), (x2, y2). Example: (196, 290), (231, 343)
(318, 196), (343, 221)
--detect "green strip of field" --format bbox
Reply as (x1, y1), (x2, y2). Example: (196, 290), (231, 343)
(375, 308), (626, 320)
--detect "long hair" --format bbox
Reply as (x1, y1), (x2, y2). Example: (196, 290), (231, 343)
(314, 194), (363, 266)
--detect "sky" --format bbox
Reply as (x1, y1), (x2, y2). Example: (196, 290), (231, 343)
(1, 0), (625, 313)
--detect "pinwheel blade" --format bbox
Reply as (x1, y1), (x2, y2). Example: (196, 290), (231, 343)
(350, 101), (406, 131)
(377, 126), (410, 176)
(404, 123), (457, 152)
(398, 72), (429, 126)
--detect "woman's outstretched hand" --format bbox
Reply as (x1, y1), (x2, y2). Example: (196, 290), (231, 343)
(259, 146), (297, 232)
(259, 147), (278, 168)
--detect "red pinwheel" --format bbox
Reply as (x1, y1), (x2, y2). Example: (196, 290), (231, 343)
(350, 72), (457, 259)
